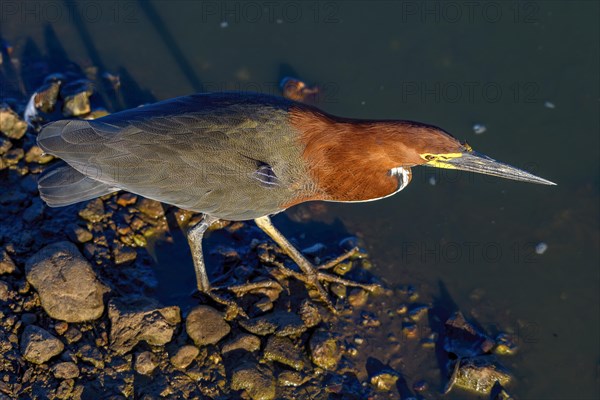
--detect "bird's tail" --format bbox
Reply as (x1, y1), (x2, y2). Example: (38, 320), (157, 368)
(38, 162), (117, 207)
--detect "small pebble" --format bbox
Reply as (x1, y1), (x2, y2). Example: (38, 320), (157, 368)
(413, 380), (428, 392)
(55, 322), (69, 336)
(0, 249), (17, 275)
(535, 242), (548, 255)
(52, 362), (80, 380)
(170, 345), (200, 369)
(348, 288), (368, 307)
(428, 176), (437, 186)
(472, 124), (487, 134)
(309, 330), (341, 370)
(135, 351), (158, 375)
(278, 370), (304, 387)
(220, 21), (229, 28)
(370, 371), (398, 391)
(544, 101), (556, 109)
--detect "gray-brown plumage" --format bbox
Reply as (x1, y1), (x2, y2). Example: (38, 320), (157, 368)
(38, 92), (315, 220)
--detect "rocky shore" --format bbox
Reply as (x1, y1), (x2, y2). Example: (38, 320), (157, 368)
(1, 58), (518, 399)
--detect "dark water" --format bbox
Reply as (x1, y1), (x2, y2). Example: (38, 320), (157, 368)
(1, 1), (598, 398)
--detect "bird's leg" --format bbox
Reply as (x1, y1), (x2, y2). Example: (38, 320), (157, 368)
(187, 215), (247, 318)
(254, 216), (379, 312)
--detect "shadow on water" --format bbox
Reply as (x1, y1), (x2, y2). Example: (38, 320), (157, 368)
(137, 0), (204, 92)
(43, 25), (81, 76)
(115, 67), (157, 109)
(19, 38), (48, 95)
(427, 281), (457, 392)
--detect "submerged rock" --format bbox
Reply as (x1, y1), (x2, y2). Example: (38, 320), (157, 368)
(25, 242), (109, 322)
(309, 330), (341, 370)
(445, 356), (511, 395)
(186, 305), (230, 347)
(20, 325), (64, 364)
(109, 296), (180, 355)
(370, 370), (399, 392)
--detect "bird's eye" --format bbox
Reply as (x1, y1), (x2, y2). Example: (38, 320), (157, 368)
(424, 154), (436, 161)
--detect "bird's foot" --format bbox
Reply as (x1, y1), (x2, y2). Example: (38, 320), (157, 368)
(194, 288), (247, 320)
(196, 280), (283, 320)
(270, 247), (381, 313)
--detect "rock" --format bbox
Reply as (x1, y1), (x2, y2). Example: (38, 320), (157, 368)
(263, 336), (304, 371)
(348, 288), (368, 307)
(66, 224), (93, 244)
(186, 305), (230, 347)
(78, 198), (105, 223)
(64, 327), (82, 344)
(52, 362), (79, 379)
(134, 351), (158, 375)
(170, 345), (199, 369)
(25, 145), (53, 164)
(0, 280), (9, 301)
(0, 137), (12, 154)
(298, 300), (321, 328)
(116, 193), (137, 207)
(20, 325), (64, 364)
(231, 363), (276, 400)
(61, 80), (93, 117)
(0, 104), (27, 139)
(112, 242), (137, 265)
(78, 344), (104, 369)
(33, 80), (61, 113)
(0, 249), (17, 275)
(108, 296), (180, 355)
(278, 370), (305, 387)
(239, 311), (306, 337)
(25, 242), (109, 322)
(3, 148), (24, 165)
(494, 333), (518, 355)
(445, 356), (511, 395)
(370, 371), (399, 391)
(84, 108), (110, 120)
(54, 322), (68, 336)
(309, 330), (341, 370)
(136, 198), (164, 219)
(221, 334), (261, 354)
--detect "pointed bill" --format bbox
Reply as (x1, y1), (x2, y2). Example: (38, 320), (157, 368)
(423, 151), (556, 185)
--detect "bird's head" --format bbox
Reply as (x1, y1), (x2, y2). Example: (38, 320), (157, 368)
(384, 121), (556, 186)
(290, 109), (554, 204)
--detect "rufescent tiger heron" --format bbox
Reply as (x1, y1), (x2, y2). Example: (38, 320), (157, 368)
(36, 92), (555, 315)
